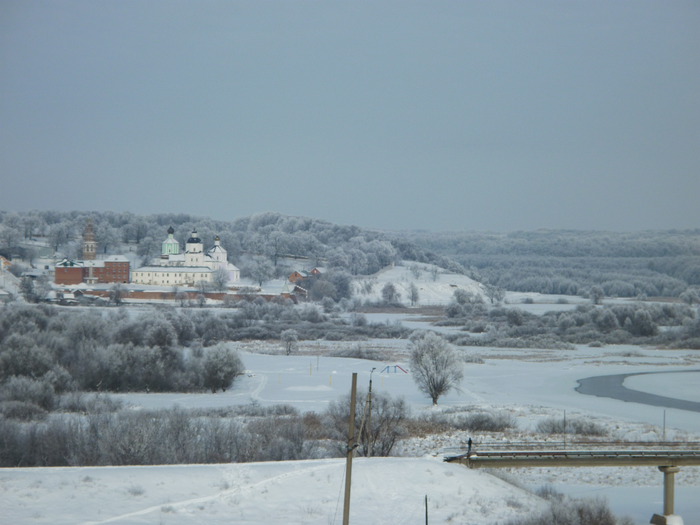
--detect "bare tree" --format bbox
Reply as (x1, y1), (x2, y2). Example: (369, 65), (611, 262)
(95, 223), (119, 254)
(19, 276), (37, 303)
(324, 390), (408, 457)
(212, 267), (229, 292)
(590, 286), (604, 305)
(484, 283), (505, 305)
(243, 256), (275, 287)
(381, 282), (400, 305)
(408, 283), (419, 306)
(409, 332), (463, 405)
(430, 267), (439, 281)
(47, 224), (71, 252)
(281, 329), (298, 355)
(0, 225), (21, 251)
(109, 283), (126, 306)
(309, 279), (337, 301)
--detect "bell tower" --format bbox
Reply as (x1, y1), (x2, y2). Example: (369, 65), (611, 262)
(185, 229), (204, 266)
(82, 220), (97, 260)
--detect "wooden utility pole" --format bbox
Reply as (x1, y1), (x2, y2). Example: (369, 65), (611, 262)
(366, 367), (376, 457)
(342, 373), (358, 525)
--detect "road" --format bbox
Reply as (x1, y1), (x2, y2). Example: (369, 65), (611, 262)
(576, 370), (700, 413)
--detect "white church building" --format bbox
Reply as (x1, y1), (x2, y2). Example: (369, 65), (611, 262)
(131, 227), (240, 287)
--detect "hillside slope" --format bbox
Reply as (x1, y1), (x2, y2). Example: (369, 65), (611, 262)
(351, 262), (485, 306)
(3, 457), (546, 524)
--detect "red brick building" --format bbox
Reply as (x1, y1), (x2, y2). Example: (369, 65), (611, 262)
(54, 221), (131, 285)
(54, 260), (84, 285)
(54, 256), (130, 285)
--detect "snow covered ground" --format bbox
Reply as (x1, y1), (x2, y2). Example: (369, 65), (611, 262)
(351, 263), (486, 306)
(2, 263), (699, 524)
(2, 458), (549, 525)
(3, 337), (699, 524)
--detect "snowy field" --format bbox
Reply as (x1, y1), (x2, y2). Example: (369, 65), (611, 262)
(2, 457), (550, 525)
(3, 338), (700, 524)
(2, 264), (699, 524)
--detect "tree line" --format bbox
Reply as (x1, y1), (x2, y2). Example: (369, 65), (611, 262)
(442, 290), (700, 349)
(0, 210), (456, 281)
(0, 301), (413, 412)
(397, 229), (700, 299)
(4, 210), (698, 302)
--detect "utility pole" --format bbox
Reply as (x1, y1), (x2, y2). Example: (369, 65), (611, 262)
(343, 373), (358, 525)
(663, 410), (666, 441)
(366, 367), (376, 458)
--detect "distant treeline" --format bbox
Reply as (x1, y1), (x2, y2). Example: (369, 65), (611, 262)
(0, 210), (458, 278)
(400, 230), (700, 298)
(2, 210), (699, 299)
(402, 229), (700, 258)
(442, 293), (700, 349)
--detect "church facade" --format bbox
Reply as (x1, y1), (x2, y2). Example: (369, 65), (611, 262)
(131, 227), (240, 287)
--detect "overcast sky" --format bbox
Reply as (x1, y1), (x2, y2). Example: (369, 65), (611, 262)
(1, 1), (698, 232)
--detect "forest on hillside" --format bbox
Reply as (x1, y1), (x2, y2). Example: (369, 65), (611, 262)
(0, 210), (457, 281)
(1, 210), (700, 301)
(396, 229), (700, 299)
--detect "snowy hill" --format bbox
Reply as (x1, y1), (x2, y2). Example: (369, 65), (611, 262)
(351, 262), (485, 306)
(3, 457), (546, 525)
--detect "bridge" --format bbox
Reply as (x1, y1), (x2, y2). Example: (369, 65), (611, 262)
(445, 442), (700, 525)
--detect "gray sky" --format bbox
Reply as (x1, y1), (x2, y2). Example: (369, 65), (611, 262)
(1, 1), (698, 232)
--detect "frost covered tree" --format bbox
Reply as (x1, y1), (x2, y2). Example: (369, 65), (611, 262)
(202, 345), (244, 393)
(590, 286), (604, 305)
(409, 332), (463, 405)
(19, 276), (37, 303)
(484, 283), (505, 305)
(381, 282), (400, 305)
(212, 267), (229, 292)
(408, 283), (419, 306)
(325, 390), (408, 457)
(109, 283), (126, 306)
(680, 288), (700, 305)
(281, 329), (298, 355)
(243, 256), (274, 287)
(309, 279), (337, 301)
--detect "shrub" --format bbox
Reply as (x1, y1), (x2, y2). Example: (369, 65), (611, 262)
(535, 484), (564, 502)
(324, 390), (408, 457)
(246, 417), (309, 461)
(536, 417), (606, 436)
(202, 345), (244, 392)
(0, 400), (48, 421)
(0, 375), (56, 410)
(329, 344), (385, 361)
(416, 409), (516, 433)
(0, 335), (54, 379)
(567, 419), (607, 436)
(57, 392), (123, 414)
(505, 496), (632, 525)
(454, 412), (516, 432)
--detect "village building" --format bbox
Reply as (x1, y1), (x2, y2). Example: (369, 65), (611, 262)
(131, 227), (240, 287)
(55, 256), (130, 285)
(288, 266), (324, 283)
(54, 221), (130, 285)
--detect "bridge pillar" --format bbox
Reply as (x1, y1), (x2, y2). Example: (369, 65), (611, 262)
(650, 466), (683, 525)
